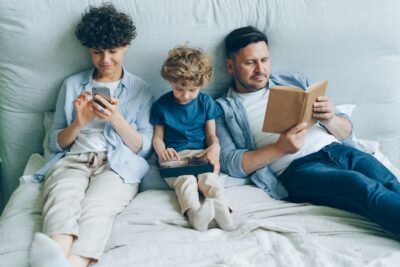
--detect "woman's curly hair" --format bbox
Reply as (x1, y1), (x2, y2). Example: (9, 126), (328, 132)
(75, 3), (136, 49)
(161, 46), (213, 88)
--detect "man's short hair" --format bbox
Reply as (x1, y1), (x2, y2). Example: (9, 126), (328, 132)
(161, 46), (213, 88)
(75, 3), (136, 49)
(225, 26), (268, 58)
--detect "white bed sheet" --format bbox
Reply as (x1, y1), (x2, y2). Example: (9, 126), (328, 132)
(1, 155), (400, 267)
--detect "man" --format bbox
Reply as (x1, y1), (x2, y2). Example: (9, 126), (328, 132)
(216, 26), (400, 235)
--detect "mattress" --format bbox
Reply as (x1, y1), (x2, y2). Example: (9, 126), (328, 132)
(1, 155), (400, 267)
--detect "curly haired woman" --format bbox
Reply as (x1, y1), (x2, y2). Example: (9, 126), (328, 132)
(29, 3), (153, 267)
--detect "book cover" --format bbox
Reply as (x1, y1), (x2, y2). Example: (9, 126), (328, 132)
(158, 157), (214, 178)
(262, 80), (328, 133)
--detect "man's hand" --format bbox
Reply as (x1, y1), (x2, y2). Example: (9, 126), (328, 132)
(312, 96), (334, 126)
(241, 122), (307, 175)
(73, 91), (95, 128)
(195, 143), (221, 173)
(275, 122), (307, 154)
(311, 95), (352, 140)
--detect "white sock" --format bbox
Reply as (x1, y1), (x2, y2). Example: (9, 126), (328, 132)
(214, 198), (235, 231)
(188, 198), (215, 231)
(29, 232), (70, 267)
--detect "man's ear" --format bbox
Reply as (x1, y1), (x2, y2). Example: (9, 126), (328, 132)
(225, 58), (234, 74)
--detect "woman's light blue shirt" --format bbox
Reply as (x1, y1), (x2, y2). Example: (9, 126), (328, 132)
(32, 68), (154, 183)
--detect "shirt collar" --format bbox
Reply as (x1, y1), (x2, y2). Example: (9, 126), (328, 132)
(227, 85), (269, 99)
(81, 67), (129, 89)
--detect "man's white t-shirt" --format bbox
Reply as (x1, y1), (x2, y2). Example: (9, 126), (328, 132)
(234, 88), (338, 176)
(68, 79), (121, 155)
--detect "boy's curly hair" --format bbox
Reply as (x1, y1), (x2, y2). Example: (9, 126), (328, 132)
(161, 46), (213, 88)
(75, 3), (136, 49)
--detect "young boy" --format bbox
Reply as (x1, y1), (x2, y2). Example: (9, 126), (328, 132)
(150, 46), (234, 231)
(29, 4), (153, 267)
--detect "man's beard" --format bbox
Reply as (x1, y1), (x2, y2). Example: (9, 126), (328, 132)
(236, 74), (268, 93)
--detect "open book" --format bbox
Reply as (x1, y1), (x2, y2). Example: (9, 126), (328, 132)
(262, 80), (328, 133)
(158, 156), (213, 178)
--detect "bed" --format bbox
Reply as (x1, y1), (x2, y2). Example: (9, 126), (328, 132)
(1, 1), (400, 266)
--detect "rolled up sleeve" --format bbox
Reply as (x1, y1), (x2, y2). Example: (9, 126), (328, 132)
(48, 82), (69, 153)
(216, 116), (248, 178)
(49, 129), (64, 153)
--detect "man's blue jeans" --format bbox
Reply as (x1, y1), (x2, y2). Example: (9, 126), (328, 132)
(278, 142), (400, 235)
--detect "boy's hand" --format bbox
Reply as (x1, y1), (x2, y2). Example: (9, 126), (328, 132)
(195, 144), (221, 173)
(159, 148), (180, 162)
(73, 91), (95, 128)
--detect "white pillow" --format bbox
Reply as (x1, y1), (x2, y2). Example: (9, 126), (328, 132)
(336, 104), (400, 180)
(335, 104), (357, 117)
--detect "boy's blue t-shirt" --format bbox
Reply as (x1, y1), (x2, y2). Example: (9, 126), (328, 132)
(150, 91), (221, 152)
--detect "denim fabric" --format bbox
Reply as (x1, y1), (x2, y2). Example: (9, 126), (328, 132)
(216, 73), (353, 200)
(278, 142), (400, 235)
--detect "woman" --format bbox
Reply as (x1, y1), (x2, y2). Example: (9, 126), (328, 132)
(29, 3), (153, 267)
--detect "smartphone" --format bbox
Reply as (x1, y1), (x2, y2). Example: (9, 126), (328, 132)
(92, 87), (111, 108)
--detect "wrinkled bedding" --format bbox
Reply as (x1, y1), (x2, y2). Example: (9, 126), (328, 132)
(1, 155), (399, 267)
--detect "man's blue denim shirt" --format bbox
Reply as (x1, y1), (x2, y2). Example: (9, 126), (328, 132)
(31, 68), (154, 183)
(216, 73), (353, 200)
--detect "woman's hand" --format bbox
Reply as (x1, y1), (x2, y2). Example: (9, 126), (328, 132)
(95, 95), (144, 153)
(58, 91), (94, 149)
(73, 91), (95, 128)
(92, 95), (122, 123)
